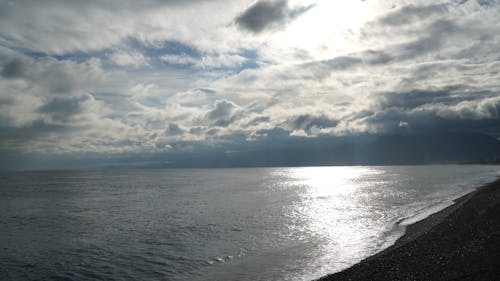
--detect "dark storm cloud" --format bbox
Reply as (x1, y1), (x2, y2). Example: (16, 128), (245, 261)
(235, 0), (315, 33)
(355, 86), (500, 135)
(1, 57), (101, 95)
(37, 95), (91, 122)
(0, 120), (70, 138)
(377, 88), (462, 109)
(0, 97), (14, 107)
(166, 123), (184, 135)
(0, 120), (72, 151)
(1, 59), (25, 78)
(0, 55), (107, 156)
(89, 128), (500, 169)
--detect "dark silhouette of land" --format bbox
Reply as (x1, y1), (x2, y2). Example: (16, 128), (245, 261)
(3, 132), (500, 170)
(318, 179), (500, 281)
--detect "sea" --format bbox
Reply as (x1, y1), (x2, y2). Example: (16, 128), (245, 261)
(0, 165), (498, 281)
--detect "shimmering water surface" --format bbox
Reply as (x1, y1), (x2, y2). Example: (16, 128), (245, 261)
(1, 165), (498, 281)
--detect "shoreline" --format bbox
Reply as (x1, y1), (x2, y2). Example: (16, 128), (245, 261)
(317, 178), (500, 281)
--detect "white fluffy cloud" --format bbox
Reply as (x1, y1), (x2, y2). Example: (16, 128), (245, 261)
(109, 51), (149, 67)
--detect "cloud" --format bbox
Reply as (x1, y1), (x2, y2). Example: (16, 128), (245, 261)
(166, 123), (184, 136)
(109, 50), (149, 67)
(0, 56), (122, 153)
(2, 0), (500, 168)
(377, 4), (450, 26)
(433, 96), (500, 120)
(341, 86), (500, 135)
(160, 54), (199, 66)
(206, 100), (243, 127)
(1, 58), (25, 78)
(235, 0), (315, 33)
(399, 121), (409, 128)
(160, 53), (247, 69)
(37, 95), (92, 122)
(284, 114), (338, 135)
(0, 0), (244, 54)
(0, 57), (104, 95)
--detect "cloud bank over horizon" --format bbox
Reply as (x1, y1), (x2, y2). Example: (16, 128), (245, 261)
(1, 0), (500, 169)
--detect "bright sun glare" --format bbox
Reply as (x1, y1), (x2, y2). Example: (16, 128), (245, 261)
(272, 0), (379, 60)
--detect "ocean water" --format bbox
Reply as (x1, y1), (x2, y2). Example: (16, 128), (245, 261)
(0, 165), (498, 281)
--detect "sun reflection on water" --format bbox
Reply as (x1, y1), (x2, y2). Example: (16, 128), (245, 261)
(284, 166), (389, 276)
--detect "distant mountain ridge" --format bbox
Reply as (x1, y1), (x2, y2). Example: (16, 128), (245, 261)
(3, 132), (500, 170)
(359, 132), (500, 165)
(160, 132), (500, 168)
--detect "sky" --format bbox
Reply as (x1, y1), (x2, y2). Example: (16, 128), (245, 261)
(1, 0), (500, 169)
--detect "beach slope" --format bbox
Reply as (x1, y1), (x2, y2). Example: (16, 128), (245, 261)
(318, 179), (500, 281)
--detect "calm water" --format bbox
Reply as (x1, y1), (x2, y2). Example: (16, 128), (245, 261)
(0, 165), (498, 281)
